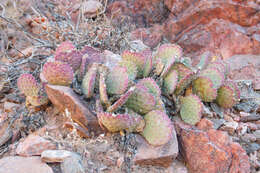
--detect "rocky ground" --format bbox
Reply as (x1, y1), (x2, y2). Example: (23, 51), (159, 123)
(0, 0), (259, 173)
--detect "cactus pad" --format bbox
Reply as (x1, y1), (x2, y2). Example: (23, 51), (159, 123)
(17, 74), (40, 97)
(82, 64), (98, 98)
(180, 95), (203, 125)
(163, 70), (178, 95)
(97, 112), (145, 133)
(27, 95), (48, 107)
(199, 68), (224, 89)
(216, 81), (240, 108)
(192, 76), (217, 102)
(122, 50), (146, 77)
(42, 61), (74, 86)
(141, 110), (173, 146)
(142, 50), (153, 77)
(55, 50), (82, 71)
(119, 60), (138, 81)
(207, 62), (225, 74)
(99, 73), (110, 107)
(137, 78), (161, 97)
(106, 66), (129, 95)
(126, 85), (156, 114)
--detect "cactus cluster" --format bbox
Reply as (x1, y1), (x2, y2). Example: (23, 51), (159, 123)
(17, 74), (48, 106)
(17, 41), (241, 147)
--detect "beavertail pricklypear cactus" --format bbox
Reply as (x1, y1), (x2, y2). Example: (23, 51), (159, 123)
(106, 66), (129, 95)
(199, 68), (224, 89)
(192, 76), (217, 102)
(141, 110), (173, 146)
(180, 94), (203, 125)
(17, 74), (40, 97)
(216, 81), (240, 108)
(141, 50), (153, 77)
(97, 112), (145, 133)
(42, 61), (74, 86)
(119, 60), (138, 81)
(121, 50), (146, 77)
(82, 63), (98, 98)
(163, 70), (178, 95)
(137, 78), (161, 97)
(154, 44), (182, 77)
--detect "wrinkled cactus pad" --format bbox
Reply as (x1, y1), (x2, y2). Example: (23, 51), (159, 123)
(192, 76), (217, 102)
(122, 50), (146, 77)
(163, 70), (178, 95)
(17, 74), (40, 97)
(126, 85), (156, 115)
(141, 110), (173, 146)
(82, 64), (98, 98)
(216, 81), (240, 108)
(106, 66), (129, 95)
(97, 112), (145, 133)
(141, 50), (153, 77)
(180, 94), (203, 125)
(42, 61), (74, 86)
(137, 78), (161, 97)
(199, 68), (224, 89)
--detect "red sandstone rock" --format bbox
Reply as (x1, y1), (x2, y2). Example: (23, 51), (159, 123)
(45, 84), (102, 135)
(133, 127), (178, 167)
(16, 134), (56, 156)
(174, 120), (250, 173)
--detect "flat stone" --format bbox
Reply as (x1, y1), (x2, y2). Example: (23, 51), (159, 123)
(0, 156), (53, 173)
(220, 121), (238, 135)
(61, 154), (85, 173)
(175, 120), (250, 173)
(81, 0), (103, 18)
(16, 134), (56, 156)
(133, 127), (178, 167)
(45, 84), (102, 135)
(4, 101), (19, 112)
(41, 150), (75, 163)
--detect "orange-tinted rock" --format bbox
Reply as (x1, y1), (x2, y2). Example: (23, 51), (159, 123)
(0, 156), (53, 173)
(196, 118), (214, 131)
(107, 0), (169, 27)
(45, 84), (102, 135)
(16, 134), (56, 156)
(130, 24), (163, 48)
(133, 128), (178, 167)
(175, 120), (250, 173)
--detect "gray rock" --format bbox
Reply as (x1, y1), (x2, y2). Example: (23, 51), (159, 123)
(41, 150), (75, 163)
(61, 154), (85, 173)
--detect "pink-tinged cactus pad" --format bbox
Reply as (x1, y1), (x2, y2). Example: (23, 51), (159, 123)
(17, 74), (40, 97)
(77, 54), (88, 81)
(99, 73), (110, 107)
(180, 95), (203, 125)
(106, 66), (129, 95)
(163, 70), (178, 95)
(119, 60), (138, 81)
(42, 61), (74, 86)
(27, 95), (49, 107)
(141, 110), (173, 146)
(122, 50), (146, 77)
(141, 50), (153, 77)
(192, 76), (217, 102)
(226, 81), (240, 100)
(82, 64), (98, 98)
(97, 112), (145, 133)
(55, 41), (76, 55)
(137, 78), (161, 97)
(107, 86), (135, 112)
(126, 85), (156, 115)
(55, 50), (82, 71)
(199, 68), (224, 89)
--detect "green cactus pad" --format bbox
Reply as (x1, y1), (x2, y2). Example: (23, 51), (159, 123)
(199, 68), (224, 89)
(118, 60), (138, 81)
(137, 78), (161, 97)
(207, 62), (225, 74)
(192, 76), (217, 102)
(106, 66), (129, 95)
(97, 112), (145, 133)
(82, 64), (98, 98)
(142, 50), (153, 77)
(126, 85), (156, 115)
(107, 87), (135, 112)
(17, 74), (40, 97)
(122, 50), (146, 77)
(172, 63), (194, 95)
(154, 44), (182, 76)
(163, 70), (178, 95)
(216, 81), (240, 108)
(141, 110), (173, 146)
(180, 95), (203, 125)
(54, 50), (82, 72)
(99, 73), (110, 107)
(42, 61), (74, 86)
